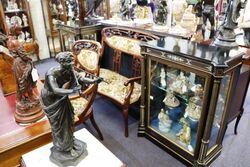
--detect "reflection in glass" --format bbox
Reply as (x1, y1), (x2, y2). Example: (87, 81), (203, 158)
(208, 74), (231, 151)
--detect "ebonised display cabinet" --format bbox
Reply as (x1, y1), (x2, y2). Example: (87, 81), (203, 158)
(138, 36), (244, 166)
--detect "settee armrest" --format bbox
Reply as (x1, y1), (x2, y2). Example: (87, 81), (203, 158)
(123, 76), (141, 105)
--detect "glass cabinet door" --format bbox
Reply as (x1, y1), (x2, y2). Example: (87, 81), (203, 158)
(148, 60), (206, 154)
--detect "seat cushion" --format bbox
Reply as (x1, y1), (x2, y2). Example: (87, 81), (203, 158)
(98, 68), (141, 104)
(70, 97), (88, 122)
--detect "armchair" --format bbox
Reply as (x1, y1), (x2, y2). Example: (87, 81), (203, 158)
(71, 39), (103, 140)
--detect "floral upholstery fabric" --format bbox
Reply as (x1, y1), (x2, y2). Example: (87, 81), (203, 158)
(70, 97), (88, 122)
(106, 36), (141, 56)
(98, 68), (141, 104)
(77, 49), (98, 71)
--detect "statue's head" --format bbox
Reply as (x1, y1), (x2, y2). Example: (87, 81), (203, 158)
(56, 52), (74, 69)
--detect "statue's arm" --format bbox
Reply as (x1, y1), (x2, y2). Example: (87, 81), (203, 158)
(76, 72), (102, 85)
(76, 72), (96, 85)
(48, 75), (74, 95)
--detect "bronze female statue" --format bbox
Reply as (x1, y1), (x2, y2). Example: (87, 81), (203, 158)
(86, 0), (104, 18)
(155, 0), (168, 25)
(8, 24), (44, 123)
(40, 52), (102, 166)
(214, 0), (244, 47)
(201, 0), (215, 39)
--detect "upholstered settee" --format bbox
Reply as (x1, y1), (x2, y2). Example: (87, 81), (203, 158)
(98, 27), (159, 137)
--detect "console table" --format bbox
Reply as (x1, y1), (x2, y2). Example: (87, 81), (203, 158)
(57, 22), (102, 51)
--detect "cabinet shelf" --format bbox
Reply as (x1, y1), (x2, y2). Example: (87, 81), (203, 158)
(4, 9), (27, 14)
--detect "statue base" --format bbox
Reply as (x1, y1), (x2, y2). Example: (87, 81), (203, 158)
(50, 138), (88, 167)
(214, 28), (238, 48)
(21, 128), (125, 167)
(14, 102), (44, 124)
(214, 37), (238, 48)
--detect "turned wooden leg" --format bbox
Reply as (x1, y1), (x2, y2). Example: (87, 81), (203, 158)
(90, 111), (104, 140)
(122, 107), (129, 137)
(234, 108), (244, 135)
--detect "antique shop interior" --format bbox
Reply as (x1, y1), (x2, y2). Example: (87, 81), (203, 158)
(0, 0), (250, 166)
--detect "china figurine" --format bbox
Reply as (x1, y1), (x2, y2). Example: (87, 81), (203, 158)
(185, 100), (202, 120)
(172, 0), (187, 26)
(6, 16), (11, 28)
(7, 0), (14, 11)
(176, 118), (193, 152)
(14, 0), (18, 9)
(158, 109), (172, 133)
(22, 14), (28, 26)
(201, 0), (215, 39)
(163, 90), (180, 108)
(155, 0), (168, 25)
(25, 31), (32, 42)
(171, 72), (190, 95)
(7, 0), (18, 10)
(180, 5), (197, 32)
(159, 67), (166, 88)
(40, 52), (103, 166)
(133, 2), (152, 20)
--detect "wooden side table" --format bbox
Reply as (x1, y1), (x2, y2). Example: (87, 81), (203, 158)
(225, 49), (250, 136)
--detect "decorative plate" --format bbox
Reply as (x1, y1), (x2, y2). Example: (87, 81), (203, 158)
(10, 16), (22, 26)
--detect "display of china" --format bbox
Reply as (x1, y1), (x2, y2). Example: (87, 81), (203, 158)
(159, 67), (166, 88)
(176, 118), (193, 152)
(22, 14), (28, 26)
(158, 109), (172, 133)
(171, 72), (190, 95)
(180, 5), (197, 32)
(172, 0), (187, 25)
(162, 90), (182, 121)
